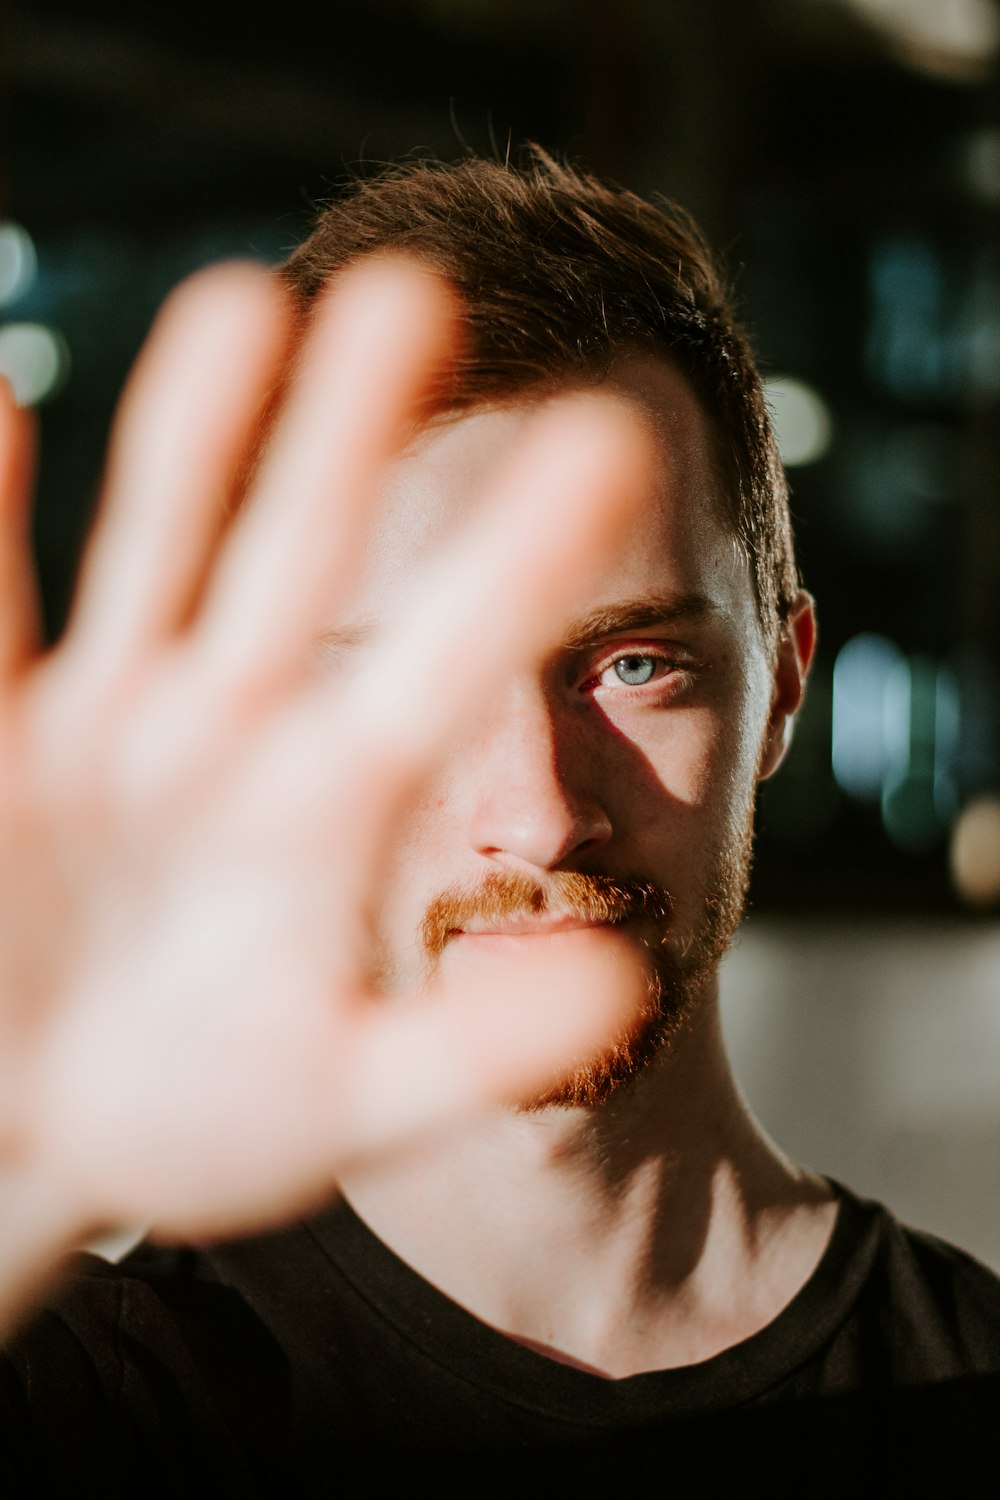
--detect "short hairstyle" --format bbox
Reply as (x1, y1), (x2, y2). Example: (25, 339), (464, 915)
(283, 151), (798, 646)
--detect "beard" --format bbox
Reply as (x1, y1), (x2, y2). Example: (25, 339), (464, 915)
(416, 815), (754, 1110)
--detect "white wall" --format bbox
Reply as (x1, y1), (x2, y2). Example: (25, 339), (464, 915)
(721, 916), (1000, 1269)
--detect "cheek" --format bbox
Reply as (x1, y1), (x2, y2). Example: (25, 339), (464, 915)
(598, 681), (768, 843)
(598, 701), (743, 803)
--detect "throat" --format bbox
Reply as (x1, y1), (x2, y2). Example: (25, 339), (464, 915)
(337, 1010), (838, 1379)
(340, 1147), (838, 1379)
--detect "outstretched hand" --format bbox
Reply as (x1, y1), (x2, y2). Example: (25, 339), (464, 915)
(0, 258), (650, 1305)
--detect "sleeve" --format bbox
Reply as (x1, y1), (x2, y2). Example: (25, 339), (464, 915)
(0, 1250), (287, 1494)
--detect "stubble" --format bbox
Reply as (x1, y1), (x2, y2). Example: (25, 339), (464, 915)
(417, 810), (754, 1109)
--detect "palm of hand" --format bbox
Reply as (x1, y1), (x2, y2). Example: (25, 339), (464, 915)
(0, 258), (649, 1246)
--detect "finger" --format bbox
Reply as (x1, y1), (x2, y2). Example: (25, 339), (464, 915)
(195, 256), (459, 697)
(0, 380), (40, 680)
(26, 907), (646, 1240)
(262, 394), (656, 878)
(66, 265), (289, 682)
(114, 931), (645, 1237)
(317, 929), (649, 1178)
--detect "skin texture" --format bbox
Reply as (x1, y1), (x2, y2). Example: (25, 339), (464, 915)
(351, 361), (794, 1072)
(0, 261), (659, 1328)
(0, 256), (830, 1370)
(340, 361), (834, 1378)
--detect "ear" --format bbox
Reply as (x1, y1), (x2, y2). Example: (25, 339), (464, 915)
(757, 590), (817, 782)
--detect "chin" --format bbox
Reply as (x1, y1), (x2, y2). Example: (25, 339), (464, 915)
(520, 850), (751, 1112)
(517, 956), (699, 1111)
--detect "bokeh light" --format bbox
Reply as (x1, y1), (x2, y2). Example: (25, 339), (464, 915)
(832, 634), (906, 802)
(0, 222), (37, 307)
(950, 796), (1000, 907)
(843, 0), (1000, 77)
(0, 324), (70, 406)
(763, 376), (833, 467)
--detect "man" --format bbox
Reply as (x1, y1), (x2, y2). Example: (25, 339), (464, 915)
(0, 154), (997, 1483)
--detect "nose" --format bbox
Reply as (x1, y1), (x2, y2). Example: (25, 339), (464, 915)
(466, 680), (613, 872)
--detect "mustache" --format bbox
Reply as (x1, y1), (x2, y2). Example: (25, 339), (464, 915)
(421, 870), (673, 959)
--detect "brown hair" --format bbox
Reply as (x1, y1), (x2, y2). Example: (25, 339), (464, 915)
(283, 151), (798, 645)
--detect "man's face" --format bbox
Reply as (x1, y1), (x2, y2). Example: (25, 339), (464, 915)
(335, 360), (782, 1105)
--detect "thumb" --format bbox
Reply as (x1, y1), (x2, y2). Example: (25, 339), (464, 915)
(330, 929), (649, 1166)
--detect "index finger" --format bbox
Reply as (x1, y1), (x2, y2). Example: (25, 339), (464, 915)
(251, 392), (658, 883)
(196, 258), (461, 699)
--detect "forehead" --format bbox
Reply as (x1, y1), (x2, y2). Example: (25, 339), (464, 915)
(352, 359), (754, 629)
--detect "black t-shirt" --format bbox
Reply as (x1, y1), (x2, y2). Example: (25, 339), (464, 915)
(2, 1184), (999, 1490)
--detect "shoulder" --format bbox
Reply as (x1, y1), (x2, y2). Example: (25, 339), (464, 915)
(1, 1241), (287, 1488)
(8, 1239), (279, 1374)
(835, 1185), (1000, 1377)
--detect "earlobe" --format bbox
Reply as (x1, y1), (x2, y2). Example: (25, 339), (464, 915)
(758, 590), (817, 782)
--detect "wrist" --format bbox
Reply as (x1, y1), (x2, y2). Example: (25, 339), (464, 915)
(0, 1161), (99, 1337)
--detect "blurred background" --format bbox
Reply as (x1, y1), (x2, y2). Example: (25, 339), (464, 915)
(1, 0), (997, 1263)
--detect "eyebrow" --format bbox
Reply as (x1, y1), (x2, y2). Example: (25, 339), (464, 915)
(317, 593), (716, 657)
(561, 593), (716, 652)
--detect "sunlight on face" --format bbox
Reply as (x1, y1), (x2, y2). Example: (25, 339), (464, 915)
(342, 361), (776, 1103)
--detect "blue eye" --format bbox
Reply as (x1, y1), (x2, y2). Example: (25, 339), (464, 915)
(611, 654), (657, 686)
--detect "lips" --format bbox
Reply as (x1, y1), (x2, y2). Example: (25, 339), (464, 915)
(455, 913), (614, 938)
(421, 870), (673, 962)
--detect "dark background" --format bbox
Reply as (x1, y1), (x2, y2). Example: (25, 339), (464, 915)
(2, 0), (999, 914)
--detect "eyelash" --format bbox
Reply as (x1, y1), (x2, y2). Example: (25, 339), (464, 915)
(582, 646), (690, 694)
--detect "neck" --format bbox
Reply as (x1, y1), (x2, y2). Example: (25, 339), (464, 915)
(339, 985), (836, 1377)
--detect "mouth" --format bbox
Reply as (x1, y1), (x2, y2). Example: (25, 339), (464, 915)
(421, 871), (673, 964)
(453, 913), (613, 941)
